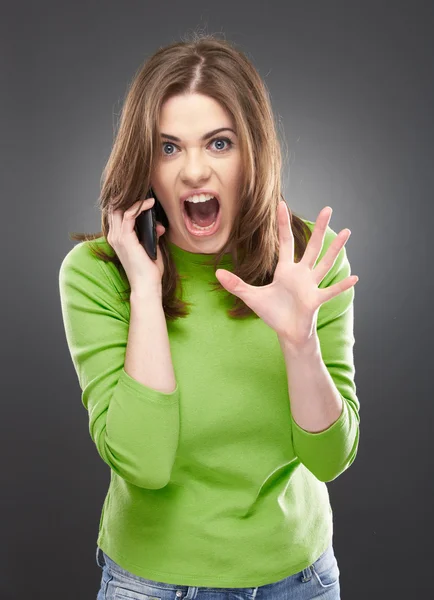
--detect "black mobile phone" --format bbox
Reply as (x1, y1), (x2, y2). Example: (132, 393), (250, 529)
(134, 188), (168, 260)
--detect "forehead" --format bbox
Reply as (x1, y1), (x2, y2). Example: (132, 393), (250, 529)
(158, 93), (234, 137)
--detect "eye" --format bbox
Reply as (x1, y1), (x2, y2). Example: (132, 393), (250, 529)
(209, 137), (233, 152)
(161, 136), (234, 157)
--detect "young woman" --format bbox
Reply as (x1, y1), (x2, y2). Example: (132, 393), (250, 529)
(59, 32), (359, 600)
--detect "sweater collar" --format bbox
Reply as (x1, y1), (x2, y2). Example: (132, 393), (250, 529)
(167, 239), (233, 268)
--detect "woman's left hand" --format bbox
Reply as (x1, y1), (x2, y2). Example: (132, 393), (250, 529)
(215, 201), (359, 348)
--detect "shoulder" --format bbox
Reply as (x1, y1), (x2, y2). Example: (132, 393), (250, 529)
(59, 236), (130, 310)
(59, 236), (111, 274)
(59, 236), (118, 293)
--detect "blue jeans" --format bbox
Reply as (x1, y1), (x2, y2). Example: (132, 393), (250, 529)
(96, 542), (340, 599)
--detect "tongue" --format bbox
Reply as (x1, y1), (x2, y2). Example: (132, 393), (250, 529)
(185, 197), (219, 226)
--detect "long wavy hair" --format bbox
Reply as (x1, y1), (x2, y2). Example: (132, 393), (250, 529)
(69, 32), (312, 321)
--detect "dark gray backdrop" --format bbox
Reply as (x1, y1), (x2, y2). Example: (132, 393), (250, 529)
(2, 1), (432, 598)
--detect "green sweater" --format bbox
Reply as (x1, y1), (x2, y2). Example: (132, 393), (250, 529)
(58, 219), (360, 587)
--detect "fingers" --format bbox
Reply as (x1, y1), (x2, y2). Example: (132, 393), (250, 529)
(108, 197), (155, 219)
(107, 198), (156, 237)
(107, 196), (165, 242)
(124, 197), (155, 220)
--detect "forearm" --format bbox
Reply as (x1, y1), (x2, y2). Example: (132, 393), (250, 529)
(278, 334), (343, 433)
(125, 289), (177, 394)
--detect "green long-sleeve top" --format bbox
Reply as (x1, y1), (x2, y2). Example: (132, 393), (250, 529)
(58, 218), (360, 587)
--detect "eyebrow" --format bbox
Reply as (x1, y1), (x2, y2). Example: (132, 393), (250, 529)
(160, 127), (237, 142)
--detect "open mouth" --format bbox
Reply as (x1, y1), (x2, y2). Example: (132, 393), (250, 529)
(182, 196), (221, 236)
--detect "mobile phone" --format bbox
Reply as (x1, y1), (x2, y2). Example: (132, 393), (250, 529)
(134, 188), (168, 260)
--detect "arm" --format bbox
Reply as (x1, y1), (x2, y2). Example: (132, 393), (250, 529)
(126, 289), (177, 394)
(58, 241), (179, 489)
(278, 333), (344, 434)
(279, 229), (360, 483)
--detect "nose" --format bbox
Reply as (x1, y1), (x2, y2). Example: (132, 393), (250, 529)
(180, 150), (212, 183)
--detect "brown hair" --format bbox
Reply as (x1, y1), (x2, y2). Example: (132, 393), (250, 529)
(69, 31), (312, 321)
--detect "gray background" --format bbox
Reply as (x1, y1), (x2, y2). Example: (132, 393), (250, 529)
(2, 1), (432, 598)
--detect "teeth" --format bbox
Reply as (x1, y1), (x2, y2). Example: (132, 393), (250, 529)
(191, 219), (217, 230)
(184, 193), (216, 203)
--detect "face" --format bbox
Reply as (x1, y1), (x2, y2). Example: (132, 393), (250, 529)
(150, 93), (242, 254)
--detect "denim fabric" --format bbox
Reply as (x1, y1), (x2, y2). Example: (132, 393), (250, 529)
(95, 542), (340, 600)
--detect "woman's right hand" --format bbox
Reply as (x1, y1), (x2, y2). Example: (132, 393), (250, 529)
(107, 197), (167, 295)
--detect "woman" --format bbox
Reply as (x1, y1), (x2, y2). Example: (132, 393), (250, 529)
(59, 32), (359, 600)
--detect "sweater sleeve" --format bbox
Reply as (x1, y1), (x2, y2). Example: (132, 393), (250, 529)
(58, 241), (180, 489)
(290, 224), (360, 483)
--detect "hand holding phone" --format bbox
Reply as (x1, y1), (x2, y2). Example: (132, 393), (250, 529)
(107, 191), (167, 293)
(134, 188), (168, 261)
